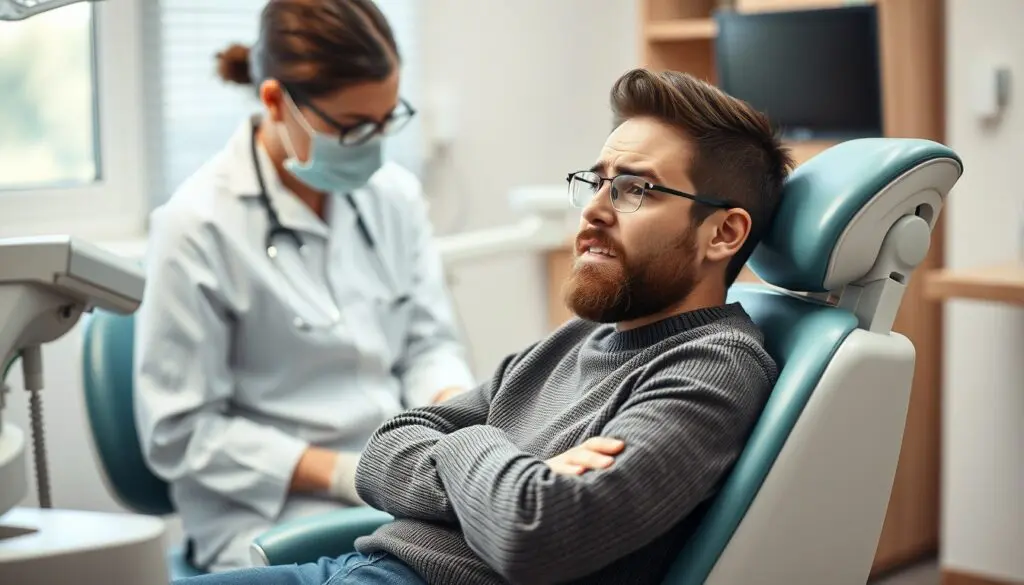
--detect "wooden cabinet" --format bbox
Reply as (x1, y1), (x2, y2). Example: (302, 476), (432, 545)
(547, 0), (946, 576)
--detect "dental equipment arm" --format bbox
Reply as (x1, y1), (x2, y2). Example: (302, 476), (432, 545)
(0, 235), (167, 584)
(435, 214), (568, 266)
(0, 235), (144, 510)
(436, 186), (570, 267)
(0, 0), (103, 21)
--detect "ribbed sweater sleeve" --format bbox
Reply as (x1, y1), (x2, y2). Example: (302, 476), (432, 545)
(430, 339), (771, 585)
(354, 352), (521, 523)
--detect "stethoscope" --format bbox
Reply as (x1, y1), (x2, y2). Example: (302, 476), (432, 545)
(248, 118), (402, 332)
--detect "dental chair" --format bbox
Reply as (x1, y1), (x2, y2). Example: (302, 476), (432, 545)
(80, 310), (207, 580)
(248, 137), (963, 584)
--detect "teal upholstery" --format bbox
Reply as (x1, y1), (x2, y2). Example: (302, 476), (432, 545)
(662, 284), (858, 584)
(749, 138), (962, 292)
(253, 507), (394, 566)
(81, 309), (205, 579)
(168, 547), (205, 579)
(81, 310), (173, 514)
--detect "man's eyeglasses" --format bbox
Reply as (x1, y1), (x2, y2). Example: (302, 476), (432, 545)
(286, 85), (416, 146)
(566, 170), (732, 213)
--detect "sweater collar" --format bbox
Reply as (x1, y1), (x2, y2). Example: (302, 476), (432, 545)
(600, 303), (747, 352)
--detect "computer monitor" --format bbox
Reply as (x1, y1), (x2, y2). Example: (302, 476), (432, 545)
(713, 5), (883, 140)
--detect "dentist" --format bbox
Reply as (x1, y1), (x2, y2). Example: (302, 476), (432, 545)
(132, 0), (474, 573)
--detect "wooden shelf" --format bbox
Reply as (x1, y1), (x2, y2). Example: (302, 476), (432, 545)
(924, 263), (1024, 306)
(646, 19), (718, 41)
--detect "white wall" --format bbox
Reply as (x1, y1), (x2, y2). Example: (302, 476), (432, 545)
(421, 0), (638, 376)
(2, 0), (638, 552)
(943, 1), (1024, 582)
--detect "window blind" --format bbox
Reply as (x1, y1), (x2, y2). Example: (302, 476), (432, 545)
(142, 0), (424, 209)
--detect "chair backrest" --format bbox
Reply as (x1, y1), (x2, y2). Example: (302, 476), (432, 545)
(81, 309), (175, 515)
(664, 138), (963, 585)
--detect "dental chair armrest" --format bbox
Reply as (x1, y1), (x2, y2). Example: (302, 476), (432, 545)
(250, 506), (394, 567)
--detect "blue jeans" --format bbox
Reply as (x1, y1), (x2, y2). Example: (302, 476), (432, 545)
(172, 552), (427, 585)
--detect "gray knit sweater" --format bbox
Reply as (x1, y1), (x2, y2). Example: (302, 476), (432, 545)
(354, 303), (777, 585)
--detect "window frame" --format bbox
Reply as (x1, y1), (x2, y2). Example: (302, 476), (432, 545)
(0, 0), (147, 241)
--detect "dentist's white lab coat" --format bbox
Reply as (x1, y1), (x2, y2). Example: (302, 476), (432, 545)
(133, 118), (475, 570)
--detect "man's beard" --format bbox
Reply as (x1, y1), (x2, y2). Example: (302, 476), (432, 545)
(563, 228), (699, 324)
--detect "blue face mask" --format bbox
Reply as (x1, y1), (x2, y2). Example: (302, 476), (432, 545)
(278, 96), (384, 194)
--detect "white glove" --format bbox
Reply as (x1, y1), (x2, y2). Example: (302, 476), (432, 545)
(328, 452), (365, 506)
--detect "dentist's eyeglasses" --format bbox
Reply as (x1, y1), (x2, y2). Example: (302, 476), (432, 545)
(284, 84), (417, 147)
(566, 171), (733, 213)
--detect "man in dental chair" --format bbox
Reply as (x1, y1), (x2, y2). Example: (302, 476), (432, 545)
(176, 67), (794, 585)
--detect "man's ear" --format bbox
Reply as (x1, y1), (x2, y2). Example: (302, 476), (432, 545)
(705, 208), (752, 264)
(259, 79), (286, 123)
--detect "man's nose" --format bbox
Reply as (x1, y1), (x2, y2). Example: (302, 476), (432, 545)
(581, 184), (616, 227)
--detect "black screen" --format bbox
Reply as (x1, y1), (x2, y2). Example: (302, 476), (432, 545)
(713, 5), (883, 139)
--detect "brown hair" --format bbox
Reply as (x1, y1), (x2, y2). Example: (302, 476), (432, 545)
(215, 0), (399, 98)
(610, 68), (794, 286)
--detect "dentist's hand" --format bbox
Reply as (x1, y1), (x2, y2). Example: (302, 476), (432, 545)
(290, 447), (364, 505)
(290, 446), (338, 493)
(545, 437), (625, 476)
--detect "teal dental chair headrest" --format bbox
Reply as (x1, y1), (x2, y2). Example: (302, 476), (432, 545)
(748, 138), (963, 294)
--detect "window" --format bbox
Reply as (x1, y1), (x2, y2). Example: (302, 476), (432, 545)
(0, 0), (422, 239)
(140, 0), (269, 210)
(0, 1), (147, 240)
(0, 3), (98, 190)
(143, 0), (424, 209)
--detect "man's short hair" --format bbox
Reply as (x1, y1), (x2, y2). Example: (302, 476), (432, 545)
(610, 68), (795, 286)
